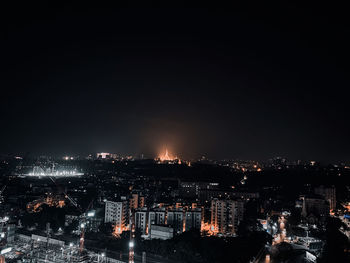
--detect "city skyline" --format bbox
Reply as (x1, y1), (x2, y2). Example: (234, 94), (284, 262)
(1, 4), (350, 262)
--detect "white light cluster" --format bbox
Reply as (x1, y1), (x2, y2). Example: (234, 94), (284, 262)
(27, 170), (83, 177)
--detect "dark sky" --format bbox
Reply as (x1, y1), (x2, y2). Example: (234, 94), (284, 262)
(1, 3), (349, 161)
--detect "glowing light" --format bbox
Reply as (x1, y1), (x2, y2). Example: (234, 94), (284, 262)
(26, 167), (83, 177)
(87, 211), (95, 217)
(0, 247), (12, 255)
(201, 222), (218, 236)
(159, 148), (174, 161)
(129, 241), (134, 248)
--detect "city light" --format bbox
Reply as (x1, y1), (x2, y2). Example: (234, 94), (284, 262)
(158, 148), (175, 161)
(0, 247), (12, 255)
(87, 211), (95, 217)
(26, 169), (83, 177)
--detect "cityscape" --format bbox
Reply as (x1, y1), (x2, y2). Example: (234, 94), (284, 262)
(0, 152), (349, 262)
(1, 3), (350, 263)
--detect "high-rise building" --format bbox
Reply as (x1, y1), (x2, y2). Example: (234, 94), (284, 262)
(129, 193), (145, 210)
(130, 193), (139, 210)
(139, 196), (145, 208)
(211, 199), (244, 235)
(135, 209), (148, 234)
(104, 200), (127, 231)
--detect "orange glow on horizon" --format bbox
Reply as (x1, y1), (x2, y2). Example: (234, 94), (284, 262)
(158, 148), (175, 161)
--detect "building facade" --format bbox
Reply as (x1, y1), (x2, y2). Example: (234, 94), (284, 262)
(104, 200), (127, 231)
(210, 199), (244, 235)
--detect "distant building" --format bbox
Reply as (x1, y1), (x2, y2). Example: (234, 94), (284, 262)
(97, 153), (110, 159)
(180, 181), (220, 200)
(314, 186), (336, 211)
(130, 193), (139, 210)
(199, 189), (259, 204)
(301, 196), (329, 222)
(104, 200), (127, 231)
(129, 193), (145, 210)
(150, 225), (174, 240)
(211, 199), (244, 235)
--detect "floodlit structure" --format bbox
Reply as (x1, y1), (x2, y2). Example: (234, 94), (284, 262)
(159, 148), (175, 161)
(25, 165), (83, 177)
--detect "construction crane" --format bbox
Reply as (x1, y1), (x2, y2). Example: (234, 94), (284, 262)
(0, 185), (6, 204)
(49, 177), (81, 211)
(129, 209), (135, 263)
(79, 200), (94, 255)
(0, 186), (6, 195)
(48, 176), (94, 260)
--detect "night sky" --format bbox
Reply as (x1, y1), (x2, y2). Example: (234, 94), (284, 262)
(1, 4), (349, 161)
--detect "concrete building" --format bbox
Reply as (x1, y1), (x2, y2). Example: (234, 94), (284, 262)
(104, 200), (127, 231)
(135, 209), (148, 234)
(130, 193), (139, 210)
(130, 193), (145, 210)
(150, 225), (174, 240)
(148, 208), (166, 225)
(211, 199), (244, 235)
(167, 208), (184, 234)
(185, 208), (202, 231)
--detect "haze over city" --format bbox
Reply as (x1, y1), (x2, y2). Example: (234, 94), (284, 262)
(1, 3), (350, 263)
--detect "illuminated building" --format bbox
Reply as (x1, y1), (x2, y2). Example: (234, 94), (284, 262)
(150, 225), (174, 240)
(26, 194), (65, 213)
(96, 152), (110, 159)
(211, 199), (244, 235)
(129, 194), (138, 210)
(129, 193), (144, 210)
(25, 165), (83, 177)
(104, 200), (128, 234)
(135, 208), (167, 235)
(158, 148), (176, 161)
